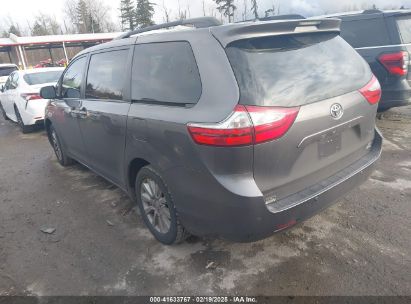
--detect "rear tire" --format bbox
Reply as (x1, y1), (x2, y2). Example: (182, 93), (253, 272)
(49, 125), (74, 167)
(0, 102), (9, 120)
(14, 106), (31, 134)
(135, 166), (190, 245)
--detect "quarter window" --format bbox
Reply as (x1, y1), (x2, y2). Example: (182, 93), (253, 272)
(61, 56), (87, 99)
(131, 42), (202, 105)
(85, 49), (129, 101)
(340, 18), (391, 48)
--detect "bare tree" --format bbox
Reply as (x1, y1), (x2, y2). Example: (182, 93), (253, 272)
(251, 0), (259, 19)
(162, 0), (171, 23)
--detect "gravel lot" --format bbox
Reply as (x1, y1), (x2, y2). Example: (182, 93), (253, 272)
(0, 107), (410, 296)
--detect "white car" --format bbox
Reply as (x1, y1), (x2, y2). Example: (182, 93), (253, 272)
(0, 64), (19, 87)
(0, 67), (64, 133)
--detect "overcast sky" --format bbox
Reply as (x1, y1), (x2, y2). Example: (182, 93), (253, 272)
(1, 0), (411, 33)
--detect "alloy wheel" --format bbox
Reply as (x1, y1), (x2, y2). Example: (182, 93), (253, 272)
(51, 130), (63, 161)
(140, 178), (171, 234)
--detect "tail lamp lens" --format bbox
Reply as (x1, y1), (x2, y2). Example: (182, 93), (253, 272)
(187, 105), (299, 147)
(378, 51), (409, 76)
(359, 75), (381, 105)
(21, 93), (42, 101)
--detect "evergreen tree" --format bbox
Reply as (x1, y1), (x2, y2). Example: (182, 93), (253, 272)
(214, 0), (237, 23)
(76, 0), (89, 33)
(120, 0), (136, 31)
(251, 0), (259, 19)
(136, 0), (155, 28)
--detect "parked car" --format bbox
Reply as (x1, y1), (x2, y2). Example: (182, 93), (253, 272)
(0, 67), (64, 133)
(41, 17), (382, 245)
(321, 9), (411, 112)
(0, 63), (19, 87)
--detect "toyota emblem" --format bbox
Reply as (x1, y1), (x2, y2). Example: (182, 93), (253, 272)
(330, 103), (344, 120)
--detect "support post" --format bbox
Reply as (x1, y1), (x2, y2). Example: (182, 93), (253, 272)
(18, 45), (27, 69)
(62, 41), (69, 64)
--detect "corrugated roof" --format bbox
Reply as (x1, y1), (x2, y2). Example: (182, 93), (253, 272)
(0, 32), (123, 47)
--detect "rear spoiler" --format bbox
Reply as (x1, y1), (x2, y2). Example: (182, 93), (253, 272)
(210, 19), (341, 47)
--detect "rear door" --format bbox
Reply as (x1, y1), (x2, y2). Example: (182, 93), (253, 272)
(226, 33), (377, 201)
(77, 47), (132, 186)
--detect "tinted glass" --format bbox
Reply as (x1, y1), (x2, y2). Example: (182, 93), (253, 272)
(396, 16), (411, 43)
(131, 42), (202, 105)
(10, 73), (19, 89)
(86, 50), (128, 101)
(226, 33), (371, 107)
(24, 71), (63, 85)
(61, 57), (87, 99)
(0, 66), (18, 77)
(340, 18), (390, 48)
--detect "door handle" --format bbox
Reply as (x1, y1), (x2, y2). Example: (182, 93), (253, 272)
(70, 108), (88, 117)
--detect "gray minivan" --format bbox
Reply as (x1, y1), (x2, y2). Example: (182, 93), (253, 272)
(41, 17), (382, 244)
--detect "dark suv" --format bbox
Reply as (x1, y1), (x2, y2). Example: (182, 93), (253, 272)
(323, 10), (411, 111)
(41, 17), (382, 245)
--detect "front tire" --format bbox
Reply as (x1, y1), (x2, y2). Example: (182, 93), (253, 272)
(49, 125), (73, 166)
(14, 105), (31, 134)
(0, 102), (9, 120)
(135, 166), (190, 245)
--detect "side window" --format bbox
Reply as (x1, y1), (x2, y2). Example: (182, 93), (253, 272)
(4, 76), (12, 90)
(340, 18), (391, 48)
(131, 41), (202, 105)
(85, 49), (129, 101)
(10, 73), (19, 89)
(61, 56), (87, 99)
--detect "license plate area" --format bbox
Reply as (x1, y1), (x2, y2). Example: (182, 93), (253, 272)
(318, 130), (342, 158)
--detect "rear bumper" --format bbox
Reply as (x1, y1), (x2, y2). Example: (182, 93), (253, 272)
(167, 129), (382, 242)
(379, 82), (411, 111)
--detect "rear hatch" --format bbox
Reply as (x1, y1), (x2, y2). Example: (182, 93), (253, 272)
(223, 26), (378, 203)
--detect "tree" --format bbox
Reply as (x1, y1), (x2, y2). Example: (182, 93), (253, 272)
(64, 0), (116, 33)
(162, 0), (171, 23)
(136, 0), (155, 28)
(214, 0), (237, 23)
(31, 14), (61, 36)
(251, 0), (259, 19)
(120, 0), (136, 31)
(8, 25), (21, 36)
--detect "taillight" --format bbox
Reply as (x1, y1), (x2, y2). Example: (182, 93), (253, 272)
(21, 93), (42, 101)
(359, 75), (381, 105)
(378, 51), (409, 76)
(245, 106), (300, 144)
(187, 105), (299, 147)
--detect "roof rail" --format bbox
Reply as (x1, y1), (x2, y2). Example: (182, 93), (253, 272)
(259, 14), (306, 21)
(117, 17), (222, 39)
(362, 9), (382, 14)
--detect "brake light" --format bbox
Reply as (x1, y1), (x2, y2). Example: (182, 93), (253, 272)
(21, 93), (42, 101)
(359, 75), (381, 105)
(378, 51), (409, 76)
(187, 105), (299, 147)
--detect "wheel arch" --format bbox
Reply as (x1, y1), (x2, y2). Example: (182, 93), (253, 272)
(128, 157), (150, 193)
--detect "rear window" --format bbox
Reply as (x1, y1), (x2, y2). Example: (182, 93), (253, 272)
(0, 66), (18, 77)
(396, 16), (411, 43)
(24, 71), (63, 85)
(226, 33), (371, 107)
(340, 18), (390, 48)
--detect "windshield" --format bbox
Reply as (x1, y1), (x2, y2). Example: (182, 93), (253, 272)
(23, 71), (63, 86)
(226, 33), (371, 107)
(0, 66), (18, 77)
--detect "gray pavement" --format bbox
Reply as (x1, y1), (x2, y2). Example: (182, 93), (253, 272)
(0, 107), (410, 296)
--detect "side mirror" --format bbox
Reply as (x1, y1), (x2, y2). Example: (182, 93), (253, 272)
(40, 86), (57, 99)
